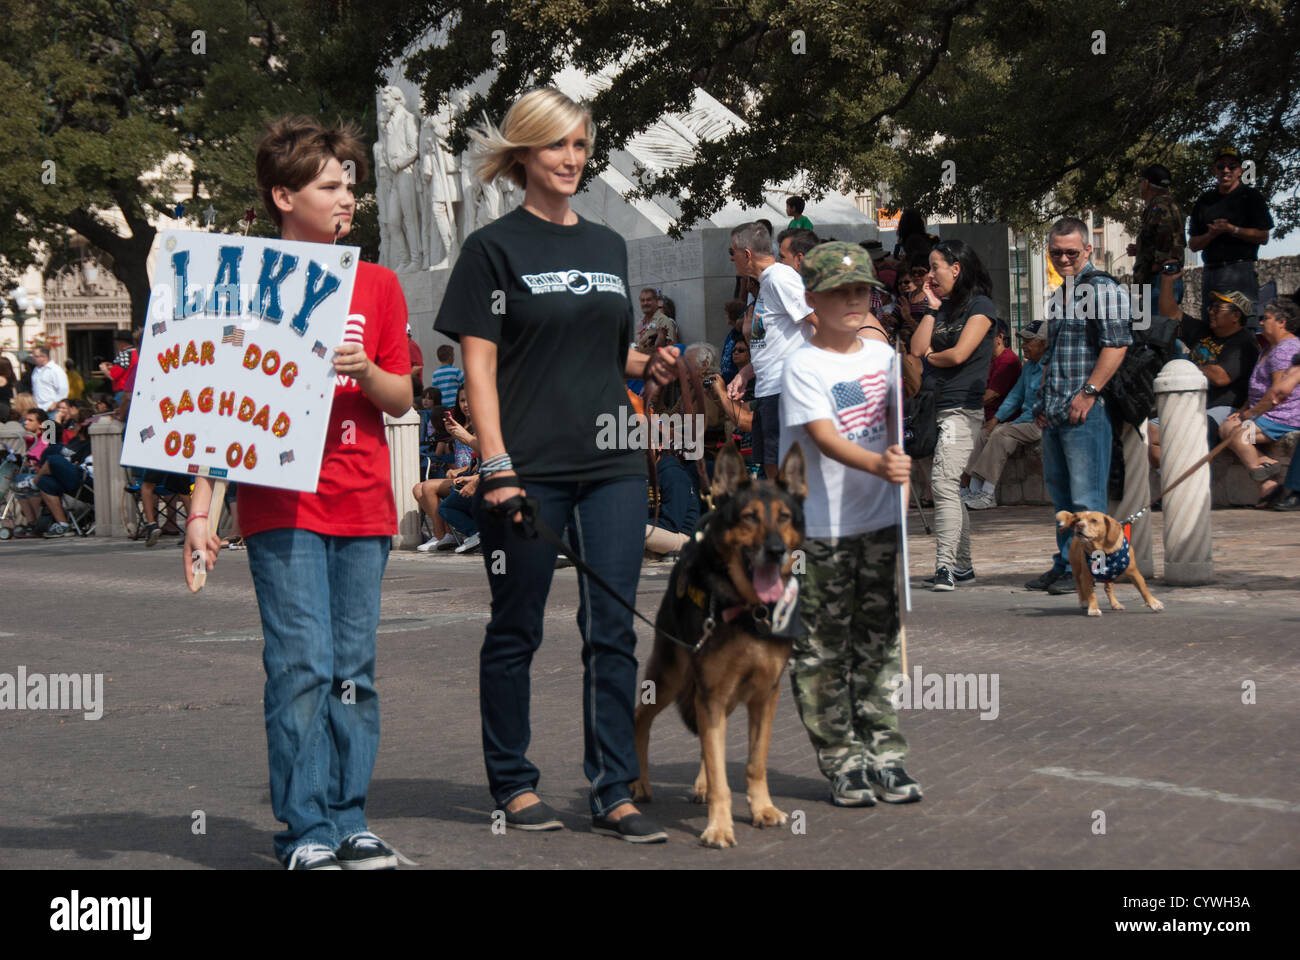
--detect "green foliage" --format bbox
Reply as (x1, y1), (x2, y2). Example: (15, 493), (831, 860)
(1, 0), (382, 322)
(356, 0), (1298, 239)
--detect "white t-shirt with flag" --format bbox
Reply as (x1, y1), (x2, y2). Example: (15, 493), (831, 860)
(749, 262), (814, 398)
(779, 338), (897, 538)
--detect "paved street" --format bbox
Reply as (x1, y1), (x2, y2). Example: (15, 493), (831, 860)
(1, 506), (1297, 869)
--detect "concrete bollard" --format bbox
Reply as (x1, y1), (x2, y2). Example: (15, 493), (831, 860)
(385, 408), (422, 549)
(89, 418), (129, 537)
(1109, 420), (1153, 577)
(1153, 360), (1213, 583)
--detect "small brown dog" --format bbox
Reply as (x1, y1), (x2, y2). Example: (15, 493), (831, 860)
(1056, 510), (1165, 617)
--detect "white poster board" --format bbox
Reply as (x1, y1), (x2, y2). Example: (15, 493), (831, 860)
(122, 231), (358, 492)
(890, 349), (912, 613)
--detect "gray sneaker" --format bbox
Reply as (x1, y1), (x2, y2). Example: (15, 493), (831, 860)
(43, 522), (73, 538)
(453, 532), (481, 554)
(831, 769), (877, 807)
(867, 765), (923, 803)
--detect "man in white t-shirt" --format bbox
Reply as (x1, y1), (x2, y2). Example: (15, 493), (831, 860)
(727, 221), (817, 478)
(31, 346), (70, 410)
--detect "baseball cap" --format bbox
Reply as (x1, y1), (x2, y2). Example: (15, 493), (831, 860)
(1213, 146), (1242, 163)
(800, 241), (886, 293)
(1140, 163), (1172, 188)
(1022, 320), (1048, 342)
(1210, 290), (1252, 317)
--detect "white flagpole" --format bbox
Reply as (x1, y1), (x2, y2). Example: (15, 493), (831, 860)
(891, 344), (911, 673)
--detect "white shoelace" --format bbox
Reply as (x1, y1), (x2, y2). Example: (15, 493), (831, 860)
(287, 843), (336, 869)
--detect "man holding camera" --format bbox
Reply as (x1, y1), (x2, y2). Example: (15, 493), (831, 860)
(1128, 164), (1185, 316)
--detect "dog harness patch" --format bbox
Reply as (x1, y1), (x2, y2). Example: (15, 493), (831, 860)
(1088, 534), (1131, 582)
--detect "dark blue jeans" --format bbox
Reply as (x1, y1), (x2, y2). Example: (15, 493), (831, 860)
(245, 529), (389, 862)
(1285, 451), (1300, 493)
(438, 488), (476, 537)
(472, 473), (647, 817)
(1042, 403), (1113, 573)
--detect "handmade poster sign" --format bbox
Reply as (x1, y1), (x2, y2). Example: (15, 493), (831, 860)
(122, 230), (359, 492)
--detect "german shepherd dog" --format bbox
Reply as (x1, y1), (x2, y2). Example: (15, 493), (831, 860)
(631, 443), (806, 848)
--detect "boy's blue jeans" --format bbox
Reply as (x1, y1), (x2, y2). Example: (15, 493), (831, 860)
(245, 528), (389, 862)
(472, 473), (646, 817)
(1042, 403), (1113, 573)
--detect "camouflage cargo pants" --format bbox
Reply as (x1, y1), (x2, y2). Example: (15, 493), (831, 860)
(790, 527), (908, 780)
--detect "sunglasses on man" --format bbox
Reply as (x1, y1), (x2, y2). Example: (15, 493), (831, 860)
(1048, 248), (1083, 260)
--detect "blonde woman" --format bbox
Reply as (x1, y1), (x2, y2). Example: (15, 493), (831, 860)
(435, 88), (678, 842)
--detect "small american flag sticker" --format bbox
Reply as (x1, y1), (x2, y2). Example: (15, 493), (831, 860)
(151, 321), (167, 336)
(139, 426), (155, 441)
(312, 341), (327, 358)
(222, 325), (245, 346)
(279, 450), (295, 465)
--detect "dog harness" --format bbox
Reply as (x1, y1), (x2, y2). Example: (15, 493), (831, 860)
(1086, 530), (1131, 583)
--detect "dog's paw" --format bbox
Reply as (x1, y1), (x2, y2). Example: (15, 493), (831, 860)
(630, 779), (653, 803)
(751, 805), (788, 828)
(1147, 598), (1165, 612)
(690, 789), (707, 804)
(1087, 607), (1102, 617)
(1109, 601), (1127, 611)
(700, 822), (737, 848)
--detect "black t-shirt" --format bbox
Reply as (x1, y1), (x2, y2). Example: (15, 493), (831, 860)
(1189, 184), (1274, 264)
(1178, 313), (1259, 409)
(929, 293), (997, 411)
(434, 206), (643, 483)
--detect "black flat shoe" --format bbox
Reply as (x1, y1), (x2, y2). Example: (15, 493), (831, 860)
(592, 812), (668, 844)
(503, 799), (564, 831)
(1273, 492), (1300, 511)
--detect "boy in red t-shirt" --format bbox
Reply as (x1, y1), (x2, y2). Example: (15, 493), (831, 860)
(184, 116), (412, 870)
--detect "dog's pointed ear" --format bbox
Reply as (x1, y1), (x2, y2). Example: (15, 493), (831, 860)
(1105, 515), (1122, 547)
(1056, 510), (1076, 530)
(777, 442), (807, 499)
(711, 443), (748, 501)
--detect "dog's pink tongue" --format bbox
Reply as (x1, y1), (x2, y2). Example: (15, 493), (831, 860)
(753, 563), (785, 604)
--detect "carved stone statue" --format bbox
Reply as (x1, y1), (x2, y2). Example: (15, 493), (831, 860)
(420, 108), (459, 270)
(378, 86), (423, 271)
(373, 138), (393, 270)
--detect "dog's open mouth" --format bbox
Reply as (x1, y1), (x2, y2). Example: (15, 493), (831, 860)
(750, 561), (786, 604)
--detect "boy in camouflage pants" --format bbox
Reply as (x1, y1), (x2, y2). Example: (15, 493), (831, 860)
(779, 241), (922, 807)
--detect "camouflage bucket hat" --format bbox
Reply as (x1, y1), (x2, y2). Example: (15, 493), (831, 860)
(800, 241), (887, 293)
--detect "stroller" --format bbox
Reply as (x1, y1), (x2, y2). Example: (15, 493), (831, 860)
(0, 446), (23, 540)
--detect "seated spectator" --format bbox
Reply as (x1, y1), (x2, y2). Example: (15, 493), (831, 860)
(1223, 298), (1300, 506)
(11, 392), (37, 424)
(635, 287), (678, 351)
(708, 337), (755, 449)
(418, 386), (450, 477)
(961, 320), (1048, 510)
(1151, 266), (1257, 462)
(666, 342), (729, 460)
(415, 384), (478, 551)
(719, 298), (748, 383)
(139, 470), (193, 546)
(1266, 352), (1300, 510)
(644, 442), (701, 558)
(437, 472), (480, 553)
(983, 320), (1022, 421)
(14, 412), (92, 537)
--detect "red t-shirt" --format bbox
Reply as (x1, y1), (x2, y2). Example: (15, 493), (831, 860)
(985, 347), (1022, 421)
(238, 261), (412, 537)
(408, 337), (424, 378)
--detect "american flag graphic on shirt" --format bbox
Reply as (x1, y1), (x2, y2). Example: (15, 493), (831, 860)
(830, 370), (888, 433)
(335, 313), (367, 388)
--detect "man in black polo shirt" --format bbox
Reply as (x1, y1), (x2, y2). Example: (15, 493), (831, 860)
(1189, 146), (1273, 331)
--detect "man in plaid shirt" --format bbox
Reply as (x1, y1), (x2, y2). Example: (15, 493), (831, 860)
(1026, 217), (1132, 594)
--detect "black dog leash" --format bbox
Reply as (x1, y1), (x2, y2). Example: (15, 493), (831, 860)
(477, 474), (701, 653)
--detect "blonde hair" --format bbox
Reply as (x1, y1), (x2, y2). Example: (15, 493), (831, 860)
(468, 88), (595, 190)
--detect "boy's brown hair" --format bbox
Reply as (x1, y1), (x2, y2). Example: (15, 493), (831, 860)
(436, 345), (455, 364)
(255, 116), (369, 228)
